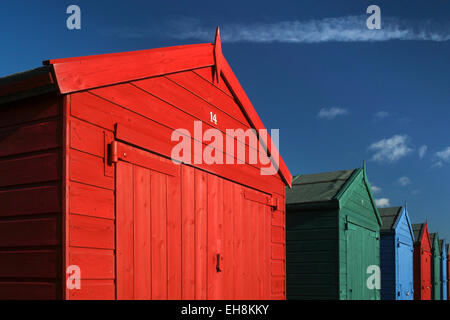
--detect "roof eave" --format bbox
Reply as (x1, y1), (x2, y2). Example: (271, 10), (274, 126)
(0, 66), (57, 105)
(220, 56), (292, 187)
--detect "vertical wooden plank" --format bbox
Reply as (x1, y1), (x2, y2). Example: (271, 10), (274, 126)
(223, 180), (234, 299)
(151, 171), (167, 299)
(194, 169), (208, 299)
(62, 95), (70, 300)
(243, 195), (251, 299)
(116, 162), (134, 299)
(207, 174), (224, 299)
(181, 166), (195, 299)
(257, 202), (264, 299)
(167, 168), (182, 299)
(249, 200), (257, 298)
(133, 166), (151, 300)
(265, 205), (271, 299)
(234, 184), (244, 299)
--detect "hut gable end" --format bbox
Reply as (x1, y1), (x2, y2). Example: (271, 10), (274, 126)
(337, 169), (381, 230)
(422, 224), (432, 252)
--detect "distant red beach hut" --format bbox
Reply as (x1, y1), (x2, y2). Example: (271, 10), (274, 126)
(412, 223), (432, 300)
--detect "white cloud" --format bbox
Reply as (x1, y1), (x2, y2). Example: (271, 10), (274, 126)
(418, 145), (428, 159)
(164, 16), (450, 43)
(374, 111), (389, 120)
(398, 176), (411, 186)
(318, 107), (348, 120)
(368, 135), (413, 163)
(411, 190), (421, 195)
(433, 147), (450, 167)
(371, 185), (382, 194)
(375, 198), (390, 208)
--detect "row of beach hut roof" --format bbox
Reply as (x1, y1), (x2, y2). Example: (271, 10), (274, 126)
(286, 168), (449, 300)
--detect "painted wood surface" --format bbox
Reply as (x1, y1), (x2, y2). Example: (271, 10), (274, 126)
(43, 41), (291, 187)
(448, 245), (450, 300)
(380, 208), (414, 300)
(0, 93), (62, 300)
(287, 169), (380, 300)
(0, 40), (289, 300)
(114, 147), (284, 300)
(441, 240), (447, 300)
(413, 224), (432, 300)
(49, 43), (215, 94)
(431, 233), (441, 300)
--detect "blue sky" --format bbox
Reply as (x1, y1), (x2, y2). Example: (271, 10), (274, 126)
(1, 1), (449, 240)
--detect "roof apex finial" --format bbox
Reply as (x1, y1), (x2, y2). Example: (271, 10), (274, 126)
(214, 26), (220, 44)
(213, 26), (222, 83)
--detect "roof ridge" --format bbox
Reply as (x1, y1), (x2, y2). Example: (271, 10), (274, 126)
(293, 177), (351, 186)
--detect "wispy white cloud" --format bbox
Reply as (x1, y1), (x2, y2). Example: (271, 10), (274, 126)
(101, 16), (450, 43)
(371, 185), (382, 194)
(165, 16), (450, 43)
(411, 189), (421, 195)
(433, 146), (450, 167)
(375, 198), (390, 208)
(368, 135), (413, 163)
(317, 107), (348, 120)
(398, 176), (411, 186)
(418, 145), (428, 159)
(374, 111), (390, 120)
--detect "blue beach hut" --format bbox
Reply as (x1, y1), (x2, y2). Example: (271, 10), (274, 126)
(379, 206), (415, 300)
(440, 239), (448, 300)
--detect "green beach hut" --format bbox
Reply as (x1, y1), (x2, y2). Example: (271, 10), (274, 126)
(286, 167), (381, 300)
(430, 232), (441, 300)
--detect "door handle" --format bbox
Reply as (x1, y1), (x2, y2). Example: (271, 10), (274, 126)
(216, 253), (222, 272)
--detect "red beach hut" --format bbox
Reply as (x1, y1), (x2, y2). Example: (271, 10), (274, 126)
(412, 223), (432, 300)
(0, 29), (292, 300)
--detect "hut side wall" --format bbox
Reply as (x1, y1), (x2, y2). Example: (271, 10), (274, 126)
(380, 233), (396, 300)
(414, 228), (432, 300)
(432, 238), (441, 300)
(413, 241), (422, 299)
(441, 243), (447, 300)
(448, 249), (450, 300)
(0, 93), (63, 299)
(286, 208), (339, 299)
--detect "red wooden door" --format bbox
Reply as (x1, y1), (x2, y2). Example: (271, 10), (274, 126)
(204, 177), (273, 300)
(422, 249), (432, 300)
(115, 142), (181, 300)
(114, 141), (274, 300)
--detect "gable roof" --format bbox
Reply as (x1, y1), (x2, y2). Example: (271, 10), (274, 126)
(287, 169), (356, 204)
(0, 66), (56, 104)
(0, 28), (292, 187)
(412, 223), (433, 250)
(287, 167), (381, 225)
(439, 239), (445, 253)
(412, 223), (425, 244)
(379, 207), (402, 231)
(430, 232), (439, 249)
(379, 206), (415, 240)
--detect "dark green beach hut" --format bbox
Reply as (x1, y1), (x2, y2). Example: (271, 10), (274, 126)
(286, 167), (382, 300)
